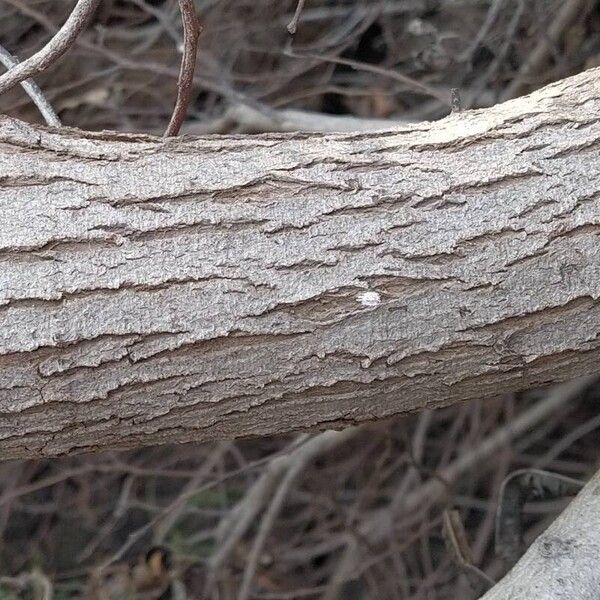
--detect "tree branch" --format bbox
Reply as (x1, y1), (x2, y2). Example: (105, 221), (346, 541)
(481, 465), (600, 599)
(0, 0), (100, 96)
(0, 67), (599, 459)
(164, 0), (202, 137)
(0, 44), (61, 127)
(322, 376), (597, 599)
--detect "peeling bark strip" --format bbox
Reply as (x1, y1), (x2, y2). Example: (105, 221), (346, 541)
(0, 68), (599, 460)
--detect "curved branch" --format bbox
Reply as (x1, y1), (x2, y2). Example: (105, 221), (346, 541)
(0, 44), (61, 127)
(0, 0), (100, 96)
(0, 68), (599, 459)
(322, 377), (597, 599)
(164, 0), (202, 137)
(482, 466), (600, 599)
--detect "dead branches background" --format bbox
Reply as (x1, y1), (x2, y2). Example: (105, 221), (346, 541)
(2, 0), (599, 131)
(1, 1), (599, 598)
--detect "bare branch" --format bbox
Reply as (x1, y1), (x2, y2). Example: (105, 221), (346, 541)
(211, 429), (359, 599)
(323, 377), (597, 599)
(182, 104), (413, 134)
(164, 0), (202, 137)
(0, 44), (61, 127)
(0, 0), (101, 96)
(287, 0), (306, 35)
(0, 68), (599, 459)
(502, 0), (594, 99)
(494, 469), (583, 568)
(482, 465), (600, 600)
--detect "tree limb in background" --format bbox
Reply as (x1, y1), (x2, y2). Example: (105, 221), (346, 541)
(0, 0), (101, 96)
(182, 104), (413, 134)
(287, 0), (306, 34)
(482, 466), (600, 600)
(0, 44), (61, 127)
(164, 0), (202, 137)
(494, 469), (584, 568)
(322, 377), (596, 599)
(502, 0), (594, 100)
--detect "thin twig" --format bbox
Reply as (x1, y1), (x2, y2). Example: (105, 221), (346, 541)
(164, 0), (202, 137)
(128, 0), (182, 46)
(152, 442), (230, 544)
(323, 376), (597, 600)
(502, 0), (592, 100)
(0, 0), (56, 33)
(461, 0), (508, 67)
(287, 0), (306, 35)
(0, 570), (53, 600)
(209, 435), (311, 575)
(442, 509), (495, 593)
(208, 429), (360, 594)
(4, 0), (269, 125)
(236, 429), (357, 600)
(0, 0), (101, 96)
(284, 47), (450, 106)
(467, 0), (525, 108)
(535, 412), (600, 468)
(237, 459), (305, 600)
(98, 440), (314, 572)
(0, 44), (61, 127)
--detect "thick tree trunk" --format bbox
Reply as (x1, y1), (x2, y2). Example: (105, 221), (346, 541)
(1, 68), (599, 459)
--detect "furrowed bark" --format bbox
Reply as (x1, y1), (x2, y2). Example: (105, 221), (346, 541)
(0, 68), (599, 460)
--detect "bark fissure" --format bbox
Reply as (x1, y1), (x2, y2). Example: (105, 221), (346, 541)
(0, 68), (599, 458)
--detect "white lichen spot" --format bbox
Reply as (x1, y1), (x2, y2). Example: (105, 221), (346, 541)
(357, 291), (381, 307)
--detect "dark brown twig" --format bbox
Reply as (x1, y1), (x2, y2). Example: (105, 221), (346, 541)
(164, 0), (202, 137)
(0, 0), (100, 96)
(0, 44), (61, 127)
(287, 0), (306, 35)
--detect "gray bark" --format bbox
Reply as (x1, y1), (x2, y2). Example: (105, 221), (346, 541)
(1, 67), (599, 460)
(482, 467), (600, 600)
